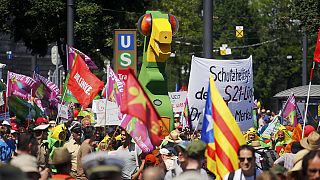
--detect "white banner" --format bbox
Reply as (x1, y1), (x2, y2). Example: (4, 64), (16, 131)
(93, 99), (121, 126)
(168, 91), (187, 113)
(260, 116), (281, 139)
(188, 56), (253, 131)
(58, 104), (69, 119)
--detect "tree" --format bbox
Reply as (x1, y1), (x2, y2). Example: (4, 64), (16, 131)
(0, 0), (151, 77)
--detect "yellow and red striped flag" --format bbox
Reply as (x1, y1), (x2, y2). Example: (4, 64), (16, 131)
(201, 81), (218, 178)
(209, 76), (246, 179)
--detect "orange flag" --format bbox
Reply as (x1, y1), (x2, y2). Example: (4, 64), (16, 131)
(120, 68), (162, 146)
(67, 54), (104, 109)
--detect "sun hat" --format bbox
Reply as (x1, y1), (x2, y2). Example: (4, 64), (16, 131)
(10, 154), (39, 173)
(300, 131), (320, 150)
(49, 147), (71, 165)
(164, 130), (182, 144)
(290, 149), (310, 172)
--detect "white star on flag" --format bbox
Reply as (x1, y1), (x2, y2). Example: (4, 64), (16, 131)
(206, 114), (214, 132)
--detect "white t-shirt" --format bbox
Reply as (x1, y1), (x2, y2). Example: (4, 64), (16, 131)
(223, 169), (261, 180)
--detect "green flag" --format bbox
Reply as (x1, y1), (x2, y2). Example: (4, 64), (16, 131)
(8, 96), (31, 123)
(62, 73), (78, 103)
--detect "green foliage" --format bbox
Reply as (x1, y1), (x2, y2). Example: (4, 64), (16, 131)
(0, 0), (151, 71)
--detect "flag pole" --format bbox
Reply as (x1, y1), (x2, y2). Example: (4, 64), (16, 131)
(302, 61), (315, 138)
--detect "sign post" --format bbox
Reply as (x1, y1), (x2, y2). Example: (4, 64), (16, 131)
(114, 29), (137, 81)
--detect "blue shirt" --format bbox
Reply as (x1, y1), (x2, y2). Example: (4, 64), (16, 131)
(0, 139), (13, 163)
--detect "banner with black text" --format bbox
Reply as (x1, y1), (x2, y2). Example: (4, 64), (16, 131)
(188, 56), (253, 131)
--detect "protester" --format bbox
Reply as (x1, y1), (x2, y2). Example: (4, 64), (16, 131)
(274, 141), (303, 170)
(63, 123), (82, 177)
(116, 129), (141, 180)
(224, 144), (261, 180)
(77, 126), (96, 180)
(34, 123), (50, 169)
(243, 128), (260, 145)
(301, 150), (320, 180)
(49, 147), (74, 179)
(287, 149), (310, 180)
(179, 140), (209, 179)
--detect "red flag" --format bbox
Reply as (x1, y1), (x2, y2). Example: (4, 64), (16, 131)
(67, 54), (104, 109)
(120, 68), (162, 146)
(314, 29), (320, 62)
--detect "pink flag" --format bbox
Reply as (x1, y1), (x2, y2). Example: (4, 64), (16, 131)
(120, 114), (154, 153)
(67, 46), (98, 70)
(282, 94), (302, 126)
(103, 66), (124, 105)
(7, 71), (37, 100)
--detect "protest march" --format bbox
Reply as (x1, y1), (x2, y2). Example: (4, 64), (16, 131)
(0, 9), (319, 180)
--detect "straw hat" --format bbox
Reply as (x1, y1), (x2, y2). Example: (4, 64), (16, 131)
(251, 140), (263, 149)
(300, 131), (320, 150)
(165, 130), (182, 144)
(290, 149), (310, 172)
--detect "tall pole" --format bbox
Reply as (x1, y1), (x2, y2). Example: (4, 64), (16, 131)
(302, 27), (307, 86)
(67, 0), (74, 47)
(203, 0), (213, 59)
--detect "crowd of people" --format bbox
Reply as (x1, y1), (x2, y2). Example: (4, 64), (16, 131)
(0, 107), (319, 180)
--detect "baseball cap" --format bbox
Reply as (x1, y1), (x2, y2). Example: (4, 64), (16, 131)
(159, 148), (171, 155)
(145, 154), (157, 164)
(175, 140), (190, 152)
(186, 140), (206, 158)
(35, 117), (49, 125)
(11, 122), (18, 131)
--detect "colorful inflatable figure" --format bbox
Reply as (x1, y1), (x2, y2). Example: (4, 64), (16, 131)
(137, 11), (179, 130)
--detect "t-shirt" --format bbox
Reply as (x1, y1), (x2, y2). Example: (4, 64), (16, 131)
(223, 169), (261, 180)
(0, 139), (13, 163)
(116, 146), (138, 180)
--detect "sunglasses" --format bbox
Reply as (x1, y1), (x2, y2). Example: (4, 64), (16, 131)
(308, 169), (320, 174)
(239, 157), (253, 162)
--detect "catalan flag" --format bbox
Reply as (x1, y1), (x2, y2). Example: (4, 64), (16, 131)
(208, 76), (246, 179)
(201, 83), (217, 178)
